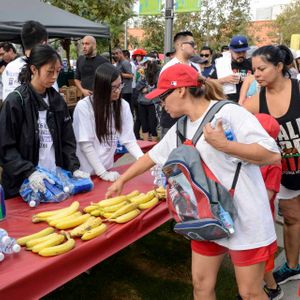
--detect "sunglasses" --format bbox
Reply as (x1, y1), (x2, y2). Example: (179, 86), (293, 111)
(200, 54), (210, 58)
(182, 41), (196, 48)
(159, 89), (175, 102)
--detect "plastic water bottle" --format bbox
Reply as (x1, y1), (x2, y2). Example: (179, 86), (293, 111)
(0, 236), (21, 254)
(151, 165), (167, 188)
(0, 228), (9, 244)
(0, 252), (4, 262)
(219, 206), (235, 234)
(28, 191), (42, 208)
(211, 113), (236, 141)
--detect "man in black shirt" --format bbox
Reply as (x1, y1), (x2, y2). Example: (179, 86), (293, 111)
(75, 35), (107, 97)
(208, 35), (252, 102)
(0, 42), (18, 74)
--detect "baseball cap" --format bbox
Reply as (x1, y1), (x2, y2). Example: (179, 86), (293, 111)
(229, 35), (250, 52)
(146, 64), (200, 99)
(255, 113), (280, 139)
(166, 49), (175, 57)
(190, 55), (207, 64)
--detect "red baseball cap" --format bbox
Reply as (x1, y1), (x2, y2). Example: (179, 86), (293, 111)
(146, 64), (201, 99)
(255, 113), (280, 139)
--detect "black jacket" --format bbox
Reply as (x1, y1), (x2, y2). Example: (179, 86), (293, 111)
(0, 84), (80, 198)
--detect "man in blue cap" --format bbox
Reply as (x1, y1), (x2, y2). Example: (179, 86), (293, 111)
(208, 35), (253, 102)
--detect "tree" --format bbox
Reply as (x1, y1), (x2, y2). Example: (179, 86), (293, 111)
(275, 0), (300, 46)
(141, 0), (250, 53)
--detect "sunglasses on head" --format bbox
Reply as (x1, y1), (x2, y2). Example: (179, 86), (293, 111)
(182, 41), (196, 48)
(200, 53), (210, 58)
(159, 89), (175, 102)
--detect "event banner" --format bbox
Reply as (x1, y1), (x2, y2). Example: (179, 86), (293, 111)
(176, 0), (201, 13)
(139, 0), (162, 15)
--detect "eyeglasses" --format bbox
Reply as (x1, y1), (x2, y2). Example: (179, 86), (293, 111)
(111, 83), (124, 92)
(182, 41), (196, 48)
(200, 54), (210, 58)
(159, 89), (175, 102)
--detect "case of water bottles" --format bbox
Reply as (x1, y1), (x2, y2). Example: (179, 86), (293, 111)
(0, 228), (21, 262)
(151, 165), (167, 188)
(20, 167), (94, 207)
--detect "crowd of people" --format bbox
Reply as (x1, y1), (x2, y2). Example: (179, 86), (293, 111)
(0, 20), (299, 300)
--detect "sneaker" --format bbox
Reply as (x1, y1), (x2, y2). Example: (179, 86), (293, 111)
(273, 262), (300, 284)
(264, 284), (284, 300)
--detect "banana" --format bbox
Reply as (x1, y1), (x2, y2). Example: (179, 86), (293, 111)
(38, 233), (75, 257)
(127, 193), (145, 203)
(83, 205), (99, 213)
(32, 203), (76, 219)
(26, 232), (58, 249)
(81, 223), (107, 241)
(111, 209), (140, 223)
(45, 201), (80, 222)
(70, 217), (102, 237)
(97, 195), (128, 208)
(101, 200), (128, 213)
(31, 233), (65, 253)
(138, 197), (159, 210)
(108, 203), (138, 219)
(102, 212), (113, 219)
(156, 186), (166, 193)
(16, 227), (55, 246)
(129, 191), (155, 204)
(55, 213), (90, 230)
(90, 209), (103, 217)
(125, 190), (140, 199)
(48, 211), (82, 227)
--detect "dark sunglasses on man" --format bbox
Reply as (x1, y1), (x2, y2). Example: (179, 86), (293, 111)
(200, 53), (210, 58)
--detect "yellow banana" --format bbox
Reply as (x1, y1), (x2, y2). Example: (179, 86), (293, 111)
(111, 209), (140, 223)
(102, 212), (113, 219)
(138, 197), (159, 210)
(46, 201), (80, 222)
(48, 211), (82, 227)
(109, 203), (138, 219)
(90, 209), (103, 217)
(55, 213), (90, 230)
(126, 190), (140, 199)
(38, 233), (75, 256)
(32, 203), (76, 219)
(81, 223), (107, 241)
(26, 232), (58, 249)
(127, 193), (145, 203)
(129, 191), (155, 204)
(156, 186), (166, 193)
(16, 227), (55, 246)
(70, 217), (102, 237)
(83, 205), (99, 213)
(31, 233), (65, 253)
(101, 200), (128, 213)
(97, 195), (128, 208)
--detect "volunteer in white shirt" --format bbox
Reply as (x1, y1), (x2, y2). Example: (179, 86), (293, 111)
(73, 63), (143, 182)
(106, 64), (281, 300)
(0, 45), (88, 198)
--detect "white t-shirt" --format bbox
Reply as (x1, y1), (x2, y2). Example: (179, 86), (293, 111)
(73, 97), (137, 174)
(160, 57), (201, 75)
(149, 101), (280, 250)
(2, 56), (59, 100)
(37, 94), (56, 171)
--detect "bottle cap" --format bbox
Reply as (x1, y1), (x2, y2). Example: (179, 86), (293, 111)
(0, 252), (4, 262)
(1, 235), (10, 244)
(228, 228), (234, 234)
(12, 244), (21, 253)
(29, 200), (37, 208)
(63, 186), (70, 193)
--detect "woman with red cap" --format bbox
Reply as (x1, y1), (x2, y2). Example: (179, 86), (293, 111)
(106, 64), (281, 300)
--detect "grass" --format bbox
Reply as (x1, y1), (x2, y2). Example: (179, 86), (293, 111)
(42, 221), (238, 300)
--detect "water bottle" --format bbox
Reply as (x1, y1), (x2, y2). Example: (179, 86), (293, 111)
(218, 206), (235, 234)
(0, 252), (4, 262)
(0, 184), (6, 221)
(0, 237), (21, 254)
(151, 165), (167, 188)
(0, 228), (9, 245)
(211, 114), (236, 141)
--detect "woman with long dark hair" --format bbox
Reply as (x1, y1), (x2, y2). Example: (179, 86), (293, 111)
(243, 45), (300, 288)
(73, 63), (143, 182)
(0, 44), (88, 198)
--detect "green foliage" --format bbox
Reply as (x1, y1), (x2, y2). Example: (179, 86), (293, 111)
(141, 0), (250, 53)
(275, 0), (300, 45)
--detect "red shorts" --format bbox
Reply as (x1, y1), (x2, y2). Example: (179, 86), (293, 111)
(191, 240), (277, 267)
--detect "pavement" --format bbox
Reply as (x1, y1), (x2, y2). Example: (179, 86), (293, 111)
(114, 154), (300, 299)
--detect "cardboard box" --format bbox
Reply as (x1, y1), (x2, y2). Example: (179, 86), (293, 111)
(59, 86), (77, 105)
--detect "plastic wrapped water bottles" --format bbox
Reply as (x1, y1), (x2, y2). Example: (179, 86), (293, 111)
(211, 113), (236, 141)
(151, 165), (167, 188)
(0, 228), (9, 244)
(0, 228), (21, 255)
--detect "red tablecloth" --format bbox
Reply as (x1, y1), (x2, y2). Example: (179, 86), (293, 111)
(0, 165), (170, 300)
(114, 140), (157, 161)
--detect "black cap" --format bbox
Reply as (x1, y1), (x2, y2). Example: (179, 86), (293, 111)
(165, 49), (175, 57)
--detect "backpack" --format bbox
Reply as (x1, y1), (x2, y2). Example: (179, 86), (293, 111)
(162, 100), (242, 241)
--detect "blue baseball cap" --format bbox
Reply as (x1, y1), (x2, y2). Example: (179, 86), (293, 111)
(229, 35), (250, 52)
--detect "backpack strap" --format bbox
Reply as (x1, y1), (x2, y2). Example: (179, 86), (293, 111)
(192, 100), (234, 145)
(176, 115), (187, 147)
(13, 90), (24, 106)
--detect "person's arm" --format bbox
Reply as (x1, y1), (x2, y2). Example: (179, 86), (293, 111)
(120, 61), (133, 79)
(238, 75), (254, 105)
(123, 141), (144, 159)
(74, 79), (92, 97)
(203, 120), (281, 165)
(105, 153), (155, 198)
(242, 93), (260, 114)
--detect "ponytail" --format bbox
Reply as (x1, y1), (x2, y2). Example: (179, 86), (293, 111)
(18, 57), (32, 84)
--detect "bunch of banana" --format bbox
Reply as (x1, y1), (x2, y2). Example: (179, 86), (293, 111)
(31, 233), (65, 253)
(17, 227), (55, 246)
(81, 223), (107, 240)
(70, 216), (102, 237)
(38, 232), (75, 257)
(55, 213), (91, 230)
(110, 209), (141, 223)
(32, 201), (80, 223)
(138, 197), (159, 210)
(128, 191), (155, 205)
(154, 186), (166, 200)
